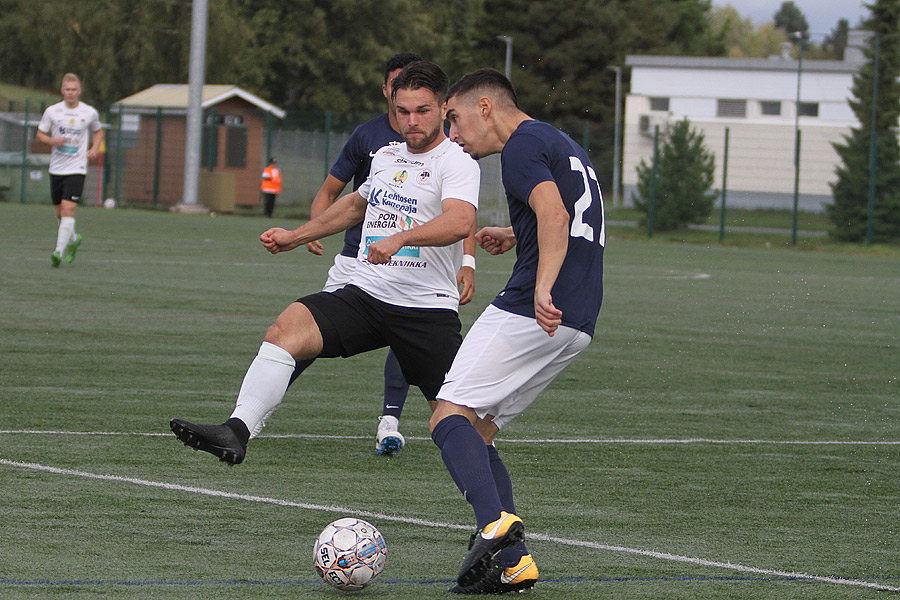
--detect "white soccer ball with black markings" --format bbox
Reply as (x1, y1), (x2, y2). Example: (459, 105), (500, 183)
(313, 517), (387, 590)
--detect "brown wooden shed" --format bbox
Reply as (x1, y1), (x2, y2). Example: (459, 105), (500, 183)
(112, 84), (285, 210)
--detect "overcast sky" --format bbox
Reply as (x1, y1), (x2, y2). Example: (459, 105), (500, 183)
(715, 0), (869, 37)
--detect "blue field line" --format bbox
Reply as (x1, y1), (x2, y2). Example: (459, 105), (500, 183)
(3, 575), (899, 587)
(3, 429), (900, 445)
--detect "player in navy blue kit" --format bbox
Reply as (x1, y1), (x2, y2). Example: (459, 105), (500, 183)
(432, 68), (605, 594)
(296, 53), (476, 455)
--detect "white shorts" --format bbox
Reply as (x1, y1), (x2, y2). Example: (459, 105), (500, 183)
(322, 253), (358, 292)
(437, 304), (592, 429)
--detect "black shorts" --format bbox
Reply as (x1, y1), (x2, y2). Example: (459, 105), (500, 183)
(50, 174), (86, 205)
(298, 285), (462, 402)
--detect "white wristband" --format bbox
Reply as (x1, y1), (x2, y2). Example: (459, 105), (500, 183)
(462, 254), (476, 270)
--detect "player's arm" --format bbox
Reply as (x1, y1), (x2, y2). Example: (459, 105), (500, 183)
(366, 199), (475, 265)
(457, 223), (477, 305)
(475, 226), (516, 255)
(261, 190), (367, 254)
(529, 180), (570, 337)
(305, 174), (349, 255)
(87, 127), (103, 160)
(35, 128), (64, 148)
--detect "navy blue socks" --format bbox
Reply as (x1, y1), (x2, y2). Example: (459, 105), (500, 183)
(382, 350), (408, 419)
(431, 414), (504, 529)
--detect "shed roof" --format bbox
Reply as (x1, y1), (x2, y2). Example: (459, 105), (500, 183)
(113, 84), (285, 118)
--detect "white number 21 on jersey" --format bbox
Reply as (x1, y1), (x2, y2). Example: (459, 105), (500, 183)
(569, 156), (606, 247)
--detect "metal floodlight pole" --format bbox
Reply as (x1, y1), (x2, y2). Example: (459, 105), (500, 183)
(608, 66), (622, 206)
(497, 36), (513, 80)
(180, 0), (209, 210)
(791, 31), (803, 245)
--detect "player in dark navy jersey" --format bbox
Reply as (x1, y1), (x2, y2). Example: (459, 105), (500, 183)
(296, 53), (476, 456)
(430, 68), (605, 594)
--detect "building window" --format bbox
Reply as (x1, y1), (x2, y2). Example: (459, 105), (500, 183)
(798, 102), (819, 117)
(717, 99), (747, 118)
(649, 97), (669, 111)
(761, 101), (781, 116)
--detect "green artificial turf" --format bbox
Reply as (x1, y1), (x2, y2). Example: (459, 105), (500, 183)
(1, 203), (897, 599)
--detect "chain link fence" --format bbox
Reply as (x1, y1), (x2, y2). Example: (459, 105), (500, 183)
(1, 101), (617, 228)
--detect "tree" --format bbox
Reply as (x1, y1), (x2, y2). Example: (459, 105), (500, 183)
(474, 0), (721, 126)
(709, 5), (787, 58)
(828, 0), (900, 243)
(632, 118), (717, 231)
(0, 0), (251, 106)
(822, 18), (850, 60)
(229, 0), (447, 113)
(773, 1), (809, 41)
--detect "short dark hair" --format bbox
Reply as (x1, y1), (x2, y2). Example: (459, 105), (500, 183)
(448, 68), (518, 108)
(390, 61), (450, 104)
(384, 52), (424, 83)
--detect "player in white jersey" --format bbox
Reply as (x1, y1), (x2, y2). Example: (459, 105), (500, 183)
(170, 61), (480, 467)
(36, 73), (103, 268)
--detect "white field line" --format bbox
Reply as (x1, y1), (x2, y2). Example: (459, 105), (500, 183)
(1, 458), (897, 593)
(2, 430), (900, 445)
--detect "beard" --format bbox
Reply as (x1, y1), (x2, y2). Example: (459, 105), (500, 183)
(403, 124), (442, 151)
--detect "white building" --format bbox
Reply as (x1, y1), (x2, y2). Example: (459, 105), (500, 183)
(622, 33), (868, 213)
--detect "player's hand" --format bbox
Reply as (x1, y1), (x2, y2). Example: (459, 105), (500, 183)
(87, 147), (98, 160)
(457, 266), (475, 305)
(535, 288), (562, 336)
(260, 227), (302, 254)
(476, 227), (516, 255)
(49, 136), (66, 148)
(306, 240), (324, 256)
(366, 236), (402, 264)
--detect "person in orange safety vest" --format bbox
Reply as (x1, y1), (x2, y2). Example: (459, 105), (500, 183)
(261, 157), (282, 217)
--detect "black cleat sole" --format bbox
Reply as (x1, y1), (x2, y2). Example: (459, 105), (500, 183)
(170, 418), (245, 465)
(457, 520), (525, 587)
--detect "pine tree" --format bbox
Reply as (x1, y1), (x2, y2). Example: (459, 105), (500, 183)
(828, 0), (900, 243)
(632, 118), (717, 231)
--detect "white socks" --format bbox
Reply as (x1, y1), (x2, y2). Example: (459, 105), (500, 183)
(230, 341), (296, 439)
(55, 217), (76, 254)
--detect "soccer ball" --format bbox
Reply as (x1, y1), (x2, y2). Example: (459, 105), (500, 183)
(313, 517), (387, 590)
(103, 197), (117, 209)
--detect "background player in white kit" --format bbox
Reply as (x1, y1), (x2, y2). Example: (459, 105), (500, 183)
(36, 73), (103, 267)
(170, 61), (481, 468)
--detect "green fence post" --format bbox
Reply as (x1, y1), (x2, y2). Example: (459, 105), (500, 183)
(719, 127), (730, 242)
(791, 128), (801, 245)
(103, 106), (112, 200)
(323, 110), (332, 181)
(207, 107), (217, 173)
(265, 111), (273, 165)
(19, 98), (30, 204)
(115, 105), (124, 204)
(648, 125), (659, 238)
(866, 32), (880, 247)
(152, 107), (163, 206)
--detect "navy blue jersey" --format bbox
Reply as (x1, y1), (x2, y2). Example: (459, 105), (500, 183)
(329, 113), (404, 257)
(493, 120), (605, 336)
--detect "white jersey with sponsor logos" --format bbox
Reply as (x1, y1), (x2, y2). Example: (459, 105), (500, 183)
(37, 101), (102, 175)
(353, 137), (480, 311)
